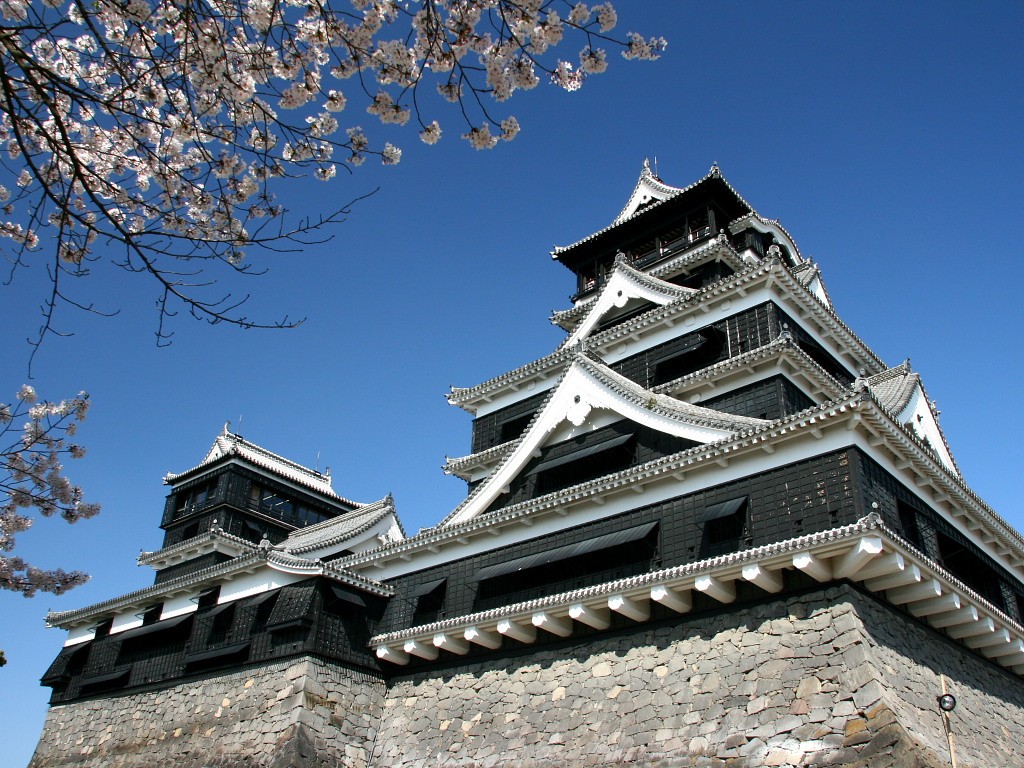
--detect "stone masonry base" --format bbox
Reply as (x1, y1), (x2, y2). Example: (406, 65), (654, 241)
(29, 585), (1024, 767)
(28, 657), (385, 768)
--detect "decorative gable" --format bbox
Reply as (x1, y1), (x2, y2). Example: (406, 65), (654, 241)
(866, 364), (957, 476)
(167, 423), (345, 502)
(559, 255), (695, 348)
(441, 353), (768, 527)
(612, 158), (683, 225)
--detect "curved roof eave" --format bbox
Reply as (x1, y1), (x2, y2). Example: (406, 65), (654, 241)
(452, 257), (886, 414)
(551, 165), (756, 264)
(444, 335), (848, 481)
(440, 353), (769, 528)
(164, 428), (362, 507)
(340, 391), (1024, 581)
(283, 495), (402, 555)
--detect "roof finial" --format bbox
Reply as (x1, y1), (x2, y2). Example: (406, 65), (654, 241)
(222, 420), (231, 436)
(642, 157), (651, 172)
(710, 162), (721, 177)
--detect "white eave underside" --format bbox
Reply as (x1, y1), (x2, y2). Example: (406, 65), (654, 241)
(345, 392), (1024, 586)
(371, 517), (1024, 679)
(47, 550), (393, 629)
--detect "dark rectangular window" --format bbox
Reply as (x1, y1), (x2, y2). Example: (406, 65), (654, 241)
(688, 209), (711, 241)
(197, 586), (220, 609)
(207, 602), (236, 646)
(699, 496), (749, 558)
(532, 433), (636, 496)
(410, 579), (447, 625)
(174, 479), (217, 517)
(141, 604), (162, 626)
(936, 531), (1005, 609)
(499, 412), (535, 443)
(250, 591), (279, 631)
(248, 484), (330, 528)
(896, 499), (924, 551)
(651, 330), (723, 386)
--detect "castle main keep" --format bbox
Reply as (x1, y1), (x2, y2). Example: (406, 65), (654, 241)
(30, 165), (1024, 767)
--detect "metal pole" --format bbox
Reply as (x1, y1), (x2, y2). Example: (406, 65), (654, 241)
(940, 675), (959, 768)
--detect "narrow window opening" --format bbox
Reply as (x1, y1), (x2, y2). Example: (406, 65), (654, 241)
(499, 412), (534, 443)
(174, 479), (217, 517)
(94, 618), (113, 639)
(411, 579), (447, 625)
(474, 523), (658, 610)
(531, 433), (635, 496)
(896, 499), (924, 551)
(252, 593), (279, 631)
(141, 604), (162, 626)
(208, 603), (236, 646)
(197, 586), (221, 610)
(699, 497), (749, 558)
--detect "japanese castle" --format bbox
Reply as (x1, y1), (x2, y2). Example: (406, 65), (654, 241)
(31, 164), (1024, 768)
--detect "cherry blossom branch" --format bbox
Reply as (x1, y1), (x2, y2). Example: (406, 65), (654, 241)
(0, 384), (98, 598)
(0, 0), (665, 352)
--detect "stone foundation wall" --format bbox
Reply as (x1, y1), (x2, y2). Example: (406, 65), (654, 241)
(30, 586), (1024, 768)
(29, 657), (385, 768)
(372, 586), (1024, 768)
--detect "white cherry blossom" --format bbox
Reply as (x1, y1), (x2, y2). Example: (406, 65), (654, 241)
(1, 387), (98, 598)
(0, 1), (662, 348)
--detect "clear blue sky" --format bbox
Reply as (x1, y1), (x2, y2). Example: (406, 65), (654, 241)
(4, 3), (1023, 764)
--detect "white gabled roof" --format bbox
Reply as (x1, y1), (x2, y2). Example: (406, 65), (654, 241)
(612, 158), (686, 225)
(441, 352), (769, 527)
(552, 163), (757, 257)
(47, 545), (395, 630)
(865, 363), (958, 476)
(343, 385), (1024, 584)
(727, 212), (805, 266)
(164, 424), (357, 504)
(551, 235), (747, 332)
(453, 256), (887, 415)
(790, 261), (833, 310)
(559, 255), (696, 349)
(282, 495), (406, 556)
